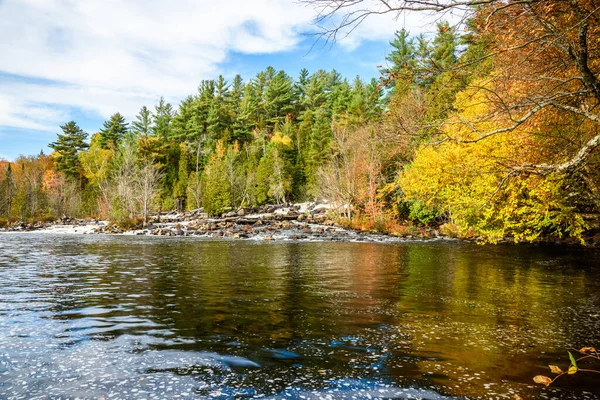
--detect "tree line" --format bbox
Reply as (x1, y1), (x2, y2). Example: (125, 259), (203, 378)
(2, 1), (599, 243)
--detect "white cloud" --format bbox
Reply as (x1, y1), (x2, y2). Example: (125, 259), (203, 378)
(0, 0), (317, 130)
(0, 0), (453, 136)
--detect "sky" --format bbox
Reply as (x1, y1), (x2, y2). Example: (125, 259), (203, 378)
(0, 0), (442, 160)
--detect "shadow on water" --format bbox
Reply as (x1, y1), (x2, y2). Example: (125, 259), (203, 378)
(1, 234), (599, 399)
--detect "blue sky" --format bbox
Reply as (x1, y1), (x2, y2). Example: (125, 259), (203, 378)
(0, 0), (437, 160)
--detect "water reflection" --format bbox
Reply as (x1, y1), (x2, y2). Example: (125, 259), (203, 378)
(0, 234), (599, 399)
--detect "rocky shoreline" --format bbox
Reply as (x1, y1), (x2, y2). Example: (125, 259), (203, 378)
(0, 203), (443, 244)
(2, 202), (599, 246)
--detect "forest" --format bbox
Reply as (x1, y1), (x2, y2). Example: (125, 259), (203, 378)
(1, 0), (599, 243)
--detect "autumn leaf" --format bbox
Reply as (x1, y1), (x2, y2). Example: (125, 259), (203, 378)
(548, 365), (563, 374)
(533, 375), (553, 386)
(580, 347), (596, 353)
(568, 365), (578, 375)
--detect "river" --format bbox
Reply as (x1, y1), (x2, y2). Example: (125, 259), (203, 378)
(1, 234), (599, 399)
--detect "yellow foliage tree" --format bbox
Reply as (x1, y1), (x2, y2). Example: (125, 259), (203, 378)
(400, 83), (586, 243)
(79, 133), (114, 217)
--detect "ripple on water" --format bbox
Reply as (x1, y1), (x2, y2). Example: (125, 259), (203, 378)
(1, 234), (600, 399)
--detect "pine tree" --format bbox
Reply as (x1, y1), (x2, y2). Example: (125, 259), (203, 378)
(206, 76), (232, 141)
(306, 108), (332, 192)
(201, 142), (231, 215)
(348, 77), (368, 125)
(294, 68), (310, 111)
(173, 144), (188, 211)
(263, 69), (295, 129)
(132, 106), (154, 136)
(304, 70), (330, 110)
(236, 82), (260, 139)
(153, 97), (174, 140)
(49, 121), (89, 180)
(99, 113), (128, 149)
(431, 21), (458, 71)
(0, 163), (15, 215)
(381, 29), (417, 96)
(331, 79), (352, 121)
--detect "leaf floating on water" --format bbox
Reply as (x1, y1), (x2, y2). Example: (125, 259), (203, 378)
(548, 365), (563, 374)
(568, 351), (578, 368)
(568, 365), (578, 375)
(533, 375), (552, 386)
(580, 347), (596, 353)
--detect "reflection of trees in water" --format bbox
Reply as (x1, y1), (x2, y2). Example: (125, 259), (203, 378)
(399, 243), (597, 397)
(137, 241), (411, 343)
(6, 235), (600, 398)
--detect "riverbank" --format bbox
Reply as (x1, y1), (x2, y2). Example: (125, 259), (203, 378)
(1, 202), (599, 246)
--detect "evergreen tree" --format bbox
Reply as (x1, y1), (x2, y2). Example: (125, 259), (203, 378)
(99, 113), (128, 149)
(263, 69), (295, 129)
(132, 106), (154, 136)
(206, 75), (232, 141)
(153, 97), (174, 140)
(172, 96), (197, 142)
(365, 78), (384, 121)
(201, 142), (231, 215)
(294, 68), (311, 110)
(331, 79), (352, 121)
(381, 29), (417, 96)
(0, 163), (15, 215)
(414, 21), (459, 88)
(49, 121), (89, 180)
(304, 70), (330, 110)
(430, 21), (458, 71)
(306, 108), (332, 191)
(230, 74), (244, 109)
(173, 144), (189, 211)
(236, 82), (260, 138)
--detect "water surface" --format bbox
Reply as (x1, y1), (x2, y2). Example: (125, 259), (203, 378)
(1, 234), (599, 399)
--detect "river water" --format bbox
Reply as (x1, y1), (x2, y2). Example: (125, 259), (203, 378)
(1, 234), (599, 399)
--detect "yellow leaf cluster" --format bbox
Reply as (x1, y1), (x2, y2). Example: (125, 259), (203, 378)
(270, 131), (292, 148)
(399, 83), (586, 242)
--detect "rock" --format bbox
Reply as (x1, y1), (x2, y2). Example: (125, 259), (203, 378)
(313, 215), (327, 223)
(281, 221), (292, 230)
(264, 235), (274, 241)
(311, 204), (330, 214)
(264, 205), (276, 213)
(237, 208), (246, 217)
